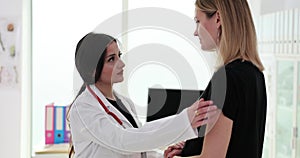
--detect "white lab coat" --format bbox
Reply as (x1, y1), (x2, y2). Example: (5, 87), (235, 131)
(70, 84), (198, 158)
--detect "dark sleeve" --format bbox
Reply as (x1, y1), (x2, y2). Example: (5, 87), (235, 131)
(199, 82), (211, 101)
(180, 80), (211, 156)
(180, 68), (239, 156)
(222, 69), (239, 120)
(180, 137), (204, 156)
(212, 68), (238, 121)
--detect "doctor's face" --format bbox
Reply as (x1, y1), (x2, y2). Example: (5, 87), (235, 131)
(99, 41), (125, 84)
(194, 8), (219, 51)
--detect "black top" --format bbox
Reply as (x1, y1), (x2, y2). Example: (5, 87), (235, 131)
(107, 97), (138, 128)
(181, 59), (267, 158)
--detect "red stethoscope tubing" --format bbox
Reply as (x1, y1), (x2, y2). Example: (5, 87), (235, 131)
(86, 85), (123, 126)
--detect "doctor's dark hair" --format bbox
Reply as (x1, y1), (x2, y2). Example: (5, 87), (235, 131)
(68, 33), (116, 158)
(75, 33), (116, 84)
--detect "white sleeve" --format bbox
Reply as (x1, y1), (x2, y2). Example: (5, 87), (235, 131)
(70, 100), (198, 155)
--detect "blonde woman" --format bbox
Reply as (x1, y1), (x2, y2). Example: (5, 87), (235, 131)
(164, 0), (267, 158)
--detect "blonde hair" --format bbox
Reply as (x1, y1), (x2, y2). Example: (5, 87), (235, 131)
(195, 0), (264, 71)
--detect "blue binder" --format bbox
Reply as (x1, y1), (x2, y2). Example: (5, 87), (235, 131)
(54, 106), (65, 144)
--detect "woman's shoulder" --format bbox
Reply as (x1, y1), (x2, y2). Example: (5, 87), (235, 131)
(71, 90), (99, 111)
(75, 90), (92, 103)
(225, 59), (263, 77)
(220, 59), (265, 89)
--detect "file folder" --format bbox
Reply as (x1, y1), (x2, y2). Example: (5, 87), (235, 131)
(54, 106), (65, 144)
(64, 106), (71, 143)
(45, 104), (54, 144)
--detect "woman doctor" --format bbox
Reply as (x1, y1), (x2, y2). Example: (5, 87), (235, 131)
(68, 33), (217, 158)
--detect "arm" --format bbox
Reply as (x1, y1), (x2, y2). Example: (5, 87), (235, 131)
(70, 99), (213, 155)
(199, 111), (232, 158)
(175, 111), (232, 158)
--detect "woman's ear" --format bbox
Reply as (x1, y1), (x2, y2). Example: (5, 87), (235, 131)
(215, 11), (221, 29)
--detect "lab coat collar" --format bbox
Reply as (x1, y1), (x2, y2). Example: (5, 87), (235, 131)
(88, 84), (139, 128)
(113, 91), (142, 128)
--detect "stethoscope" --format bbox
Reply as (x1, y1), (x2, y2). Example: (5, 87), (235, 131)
(87, 85), (147, 158)
(86, 85), (124, 128)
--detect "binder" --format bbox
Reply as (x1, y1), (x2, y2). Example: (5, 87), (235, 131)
(54, 106), (65, 144)
(45, 104), (54, 144)
(64, 106), (71, 143)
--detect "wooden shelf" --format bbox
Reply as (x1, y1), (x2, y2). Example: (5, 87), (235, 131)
(34, 143), (69, 154)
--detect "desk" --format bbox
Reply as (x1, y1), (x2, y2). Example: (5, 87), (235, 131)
(32, 144), (165, 157)
(32, 153), (68, 158)
(33, 143), (69, 158)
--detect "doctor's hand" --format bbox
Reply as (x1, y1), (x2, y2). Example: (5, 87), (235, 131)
(187, 98), (218, 129)
(164, 141), (185, 158)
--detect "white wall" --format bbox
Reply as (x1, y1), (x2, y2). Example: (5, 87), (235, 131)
(0, 0), (22, 158)
(122, 0), (213, 123)
(0, 0), (22, 17)
(261, 0), (300, 14)
(31, 0), (122, 152)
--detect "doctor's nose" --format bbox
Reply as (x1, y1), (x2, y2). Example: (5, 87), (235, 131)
(118, 59), (125, 68)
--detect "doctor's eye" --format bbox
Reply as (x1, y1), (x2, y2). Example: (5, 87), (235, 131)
(108, 57), (115, 62)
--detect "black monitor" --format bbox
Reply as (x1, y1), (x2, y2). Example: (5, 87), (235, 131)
(146, 88), (203, 122)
